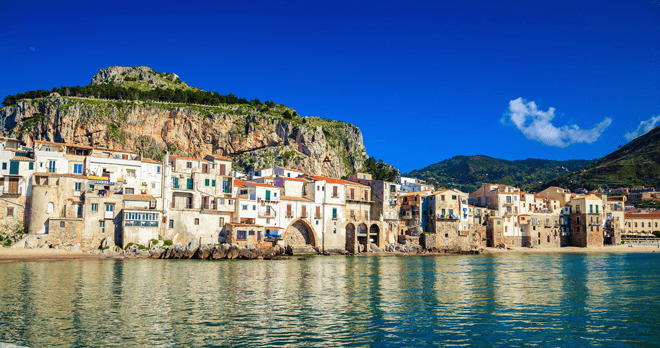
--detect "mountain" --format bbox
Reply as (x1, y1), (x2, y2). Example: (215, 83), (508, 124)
(407, 155), (594, 193)
(0, 66), (368, 177)
(541, 126), (660, 190)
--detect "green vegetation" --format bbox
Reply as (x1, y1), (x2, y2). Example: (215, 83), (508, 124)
(14, 112), (46, 135)
(362, 157), (400, 182)
(163, 240), (173, 246)
(2, 84), (258, 107)
(407, 155), (594, 193)
(540, 125), (660, 191)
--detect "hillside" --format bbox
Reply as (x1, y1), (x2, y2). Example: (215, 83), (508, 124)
(407, 155), (594, 192)
(0, 66), (368, 177)
(541, 125), (660, 190)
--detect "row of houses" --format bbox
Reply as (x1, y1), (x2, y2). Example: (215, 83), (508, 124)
(0, 137), (655, 253)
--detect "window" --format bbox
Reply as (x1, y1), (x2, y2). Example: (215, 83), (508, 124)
(100, 221), (105, 233)
(75, 182), (82, 192)
(441, 195), (445, 201)
(186, 162), (192, 168)
(332, 186), (338, 198)
(169, 220), (174, 228)
(125, 188), (134, 194)
(187, 178), (193, 190)
(332, 208), (337, 219)
(590, 205), (593, 213)
(219, 217), (225, 228)
(156, 166), (161, 173)
(195, 218), (200, 225)
(127, 170), (136, 177)
(205, 179), (210, 186)
(242, 205), (248, 211)
(596, 205), (599, 213)
(333, 228), (337, 234)
(48, 161), (56, 173)
(237, 231), (247, 240)
(1, 163), (5, 170)
(105, 204), (114, 212)
(59, 221), (65, 228)
(47, 202), (54, 214)
(274, 192), (277, 197)
(6, 207), (13, 217)
(91, 204), (98, 212)
(249, 230), (255, 236)
(172, 177), (179, 188)
(152, 183), (156, 189)
(212, 180), (216, 187)
(452, 195), (457, 200)
(252, 205), (256, 210)
(73, 164), (82, 174)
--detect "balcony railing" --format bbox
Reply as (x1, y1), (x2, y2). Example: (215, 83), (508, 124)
(285, 212), (293, 218)
(436, 214), (460, 220)
(201, 203), (217, 210)
(259, 210), (276, 217)
(301, 212), (308, 218)
(315, 214), (321, 219)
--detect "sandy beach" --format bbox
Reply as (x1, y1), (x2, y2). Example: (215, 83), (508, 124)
(481, 244), (660, 254)
(0, 248), (106, 262)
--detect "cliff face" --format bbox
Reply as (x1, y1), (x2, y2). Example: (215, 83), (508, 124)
(0, 93), (367, 177)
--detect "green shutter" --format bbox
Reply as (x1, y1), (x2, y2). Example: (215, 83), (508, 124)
(212, 180), (216, 187)
(332, 208), (337, 219)
(9, 161), (19, 175)
(187, 178), (193, 190)
(205, 179), (210, 186)
(28, 162), (34, 170)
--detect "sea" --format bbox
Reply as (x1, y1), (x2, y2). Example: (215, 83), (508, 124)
(0, 253), (659, 347)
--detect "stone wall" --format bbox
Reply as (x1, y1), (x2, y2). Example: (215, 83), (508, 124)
(47, 218), (87, 250)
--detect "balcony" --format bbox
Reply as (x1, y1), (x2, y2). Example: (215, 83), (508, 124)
(436, 214), (460, 220)
(201, 203), (217, 210)
(301, 212), (308, 218)
(285, 212), (294, 218)
(259, 210), (277, 218)
(171, 203), (194, 210)
(503, 202), (515, 206)
(0, 187), (21, 196)
(314, 214), (321, 219)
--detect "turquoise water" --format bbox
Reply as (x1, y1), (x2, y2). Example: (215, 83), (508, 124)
(1, 253), (659, 347)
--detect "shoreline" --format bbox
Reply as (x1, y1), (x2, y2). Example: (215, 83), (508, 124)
(1, 244), (658, 262)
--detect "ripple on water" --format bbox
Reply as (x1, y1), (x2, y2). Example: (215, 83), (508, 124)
(0, 254), (659, 347)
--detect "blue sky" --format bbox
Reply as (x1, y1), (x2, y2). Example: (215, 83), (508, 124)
(1, 0), (659, 172)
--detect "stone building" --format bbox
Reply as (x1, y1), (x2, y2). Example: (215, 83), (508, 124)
(0, 146), (34, 233)
(471, 183), (522, 246)
(519, 212), (560, 248)
(225, 223), (266, 248)
(163, 153), (234, 245)
(623, 212), (660, 238)
(566, 194), (611, 247)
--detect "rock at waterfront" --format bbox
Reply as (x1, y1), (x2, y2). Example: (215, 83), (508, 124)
(227, 244), (240, 259)
(101, 237), (115, 249)
(149, 249), (164, 259)
(194, 244), (212, 259)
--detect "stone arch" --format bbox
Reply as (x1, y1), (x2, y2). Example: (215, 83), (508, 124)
(283, 218), (318, 246)
(357, 223), (368, 247)
(369, 224), (380, 245)
(345, 223), (356, 253)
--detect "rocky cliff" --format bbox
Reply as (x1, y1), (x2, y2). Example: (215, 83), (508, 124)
(0, 92), (367, 177)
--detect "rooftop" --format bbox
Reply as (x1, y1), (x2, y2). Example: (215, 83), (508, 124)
(280, 195), (312, 202)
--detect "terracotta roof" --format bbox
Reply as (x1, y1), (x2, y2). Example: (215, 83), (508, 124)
(233, 179), (246, 187)
(306, 175), (366, 186)
(534, 195), (549, 199)
(246, 182), (279, 188)
(170, 154), (207, 162)
(33, 140), (136, 154)
(281, 177), (310, 182)
(265, 226), (283, 229)
(226, 223), (263, 227)
(123, 194), (155, 201)
(206, 154), (231, 161)
(141, 158), (161, 164)
(574, 194), (602, 200)
(625, 213), (660, 219)
(275, 166), (303, 173)
(10, 155), (34, 162)
(280, 196), (312, 202)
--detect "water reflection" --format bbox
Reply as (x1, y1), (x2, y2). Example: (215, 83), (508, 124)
(0, 254), (659, 347)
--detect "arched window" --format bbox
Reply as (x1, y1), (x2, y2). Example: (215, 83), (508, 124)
(47, 202), (54, 214)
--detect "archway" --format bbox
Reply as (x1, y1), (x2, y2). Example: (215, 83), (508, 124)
(283, 218), (317, 246)
(357, 223), (368, 248)
(345, 223), (356, 252)
(369, 224), (380, 246)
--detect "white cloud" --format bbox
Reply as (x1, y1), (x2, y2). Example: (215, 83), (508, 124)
(503, 97), (612, 148)
(624, 116), (660, 141)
